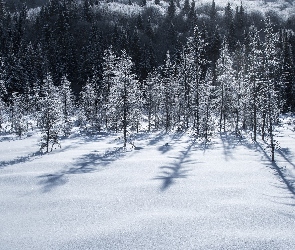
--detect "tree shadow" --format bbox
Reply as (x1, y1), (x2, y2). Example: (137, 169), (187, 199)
(226, 132), (295, 201)
(0, 151), (43, 169)
(158, 143), (171, 154)
(154, 139), (195, 191)
(38, 147), (125, 192)
(277, 148), (295, 170)
(0, 135), (17, 142)
(255, 142), (295, 198)
(194, 138), (213, 152)
(147, 131), (168, 146)
(219, 132), (242, 161)
(156, 132), (186, 154)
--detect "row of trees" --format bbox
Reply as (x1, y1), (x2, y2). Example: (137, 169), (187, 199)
(1, 0), (295, 95)
(0, 20), (291, 160)
(1, 0), (295, 160)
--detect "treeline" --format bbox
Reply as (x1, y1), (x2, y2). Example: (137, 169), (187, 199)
(0, 0), (294, 158)
(1, 0), (295, 93)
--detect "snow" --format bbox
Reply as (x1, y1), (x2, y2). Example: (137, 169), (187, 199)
(1, 119), (295, 250)
(93, 0), (295, 20)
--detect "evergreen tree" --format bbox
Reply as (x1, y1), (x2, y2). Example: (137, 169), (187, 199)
(106, 50), (141, 147)
(199, 69), (215, 139)
(177, 41), (196, 129)
(59, 75), (75, 136)
(262, 19), (281, 161)
(183, 0), (190, 15)
(0, 65), (7, 130)
(38, 73), (62, 153)
(101, 47), (118, 129)
(247, 25), (263, 141)
(190, 26), (208, 133)
(0, 96), (6, 131)
(279, 29), (295, 112)
(161, 51), (177, 132)
(144, 69), (163, 131)
(79, 73), (101, 132)
(216, 40), (236, 132)
(10, 92), (28, 137)
(224, 3), (235, 51)
(167, 0), (176, 19)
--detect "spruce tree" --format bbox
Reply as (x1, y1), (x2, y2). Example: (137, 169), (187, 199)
(10, 92), (28, 137)
(106, 50), (141, 147)
(216, 40), (236, 132)
(59, 75), (75, 136)
(38, 73), (62, 153)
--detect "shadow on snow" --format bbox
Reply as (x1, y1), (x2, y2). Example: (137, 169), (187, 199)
(255, 142), (295, 198)
(0, 151), (43, 169)
(154, 139), (195, 191)
(38, 147), (125, 192)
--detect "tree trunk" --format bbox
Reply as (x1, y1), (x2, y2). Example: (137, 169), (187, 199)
(253, 84), (257, 141)
(262, 111), (266, 141)
(270, 117), (275, 162)
(123, 84), (127, 147)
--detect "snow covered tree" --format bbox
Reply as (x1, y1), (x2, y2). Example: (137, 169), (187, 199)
(247, 26), (264, 141)
(59, 75), (75, 136)
(233, 42), (250, 133)
(106, 50), (141, 147)
(216, 40), (237, 132)
(177, 42), (196, 129)
(144, 69), (163, 131)
(0, 97), (6, 131)
(38, 73), (62, 153)
(101, 47), (118, 129)
(279, 29), (295, 112)
(79, 74), (101, 132)
(10, 93), (28, 137)
(160, 51), (177, 132)
(199, 69), (215, 139)
(0, 59), (7, 130)
(262, 20), (281, 161)
(187, 26), (208, 133)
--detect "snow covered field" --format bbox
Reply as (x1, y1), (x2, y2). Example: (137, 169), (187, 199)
(1, 117), (295, 250)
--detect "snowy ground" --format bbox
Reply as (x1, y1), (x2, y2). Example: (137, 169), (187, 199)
(1, 118), (295, 250)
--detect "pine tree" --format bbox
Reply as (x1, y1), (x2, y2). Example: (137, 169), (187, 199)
(0, 97), (6, 131)
(10, 92), (28, 137)
(144, 69), (163, 131)
(233, 42), (250, 132)
(79, 74), (101, 132)
(183, 0), (190, 15)
(38, 73), (62, 153)
(224, 3), (235, 51)
(189, 26), (208, 133)
(262, 19), (281, 161)
(177, 41), (196, 129)
(59, 75), (75, 136)
(167, 0), (176, 19)
(161, 51), (177, 132)
(216, 40), (236, 132)
(279, 29), (295, 112)
(247, 25), (263, 141)
(101, 47), (118, 129)
(106, 50), (141, 147)
(199, 69), (215, 139)
(0, 66), (7, 130)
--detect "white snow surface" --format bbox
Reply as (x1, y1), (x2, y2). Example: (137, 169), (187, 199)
(1, 118), (295, 250)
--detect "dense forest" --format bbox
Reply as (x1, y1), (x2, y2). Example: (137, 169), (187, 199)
(0, 0), (295, 157)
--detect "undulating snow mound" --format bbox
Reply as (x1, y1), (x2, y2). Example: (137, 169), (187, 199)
(0, 122), (295, 249)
